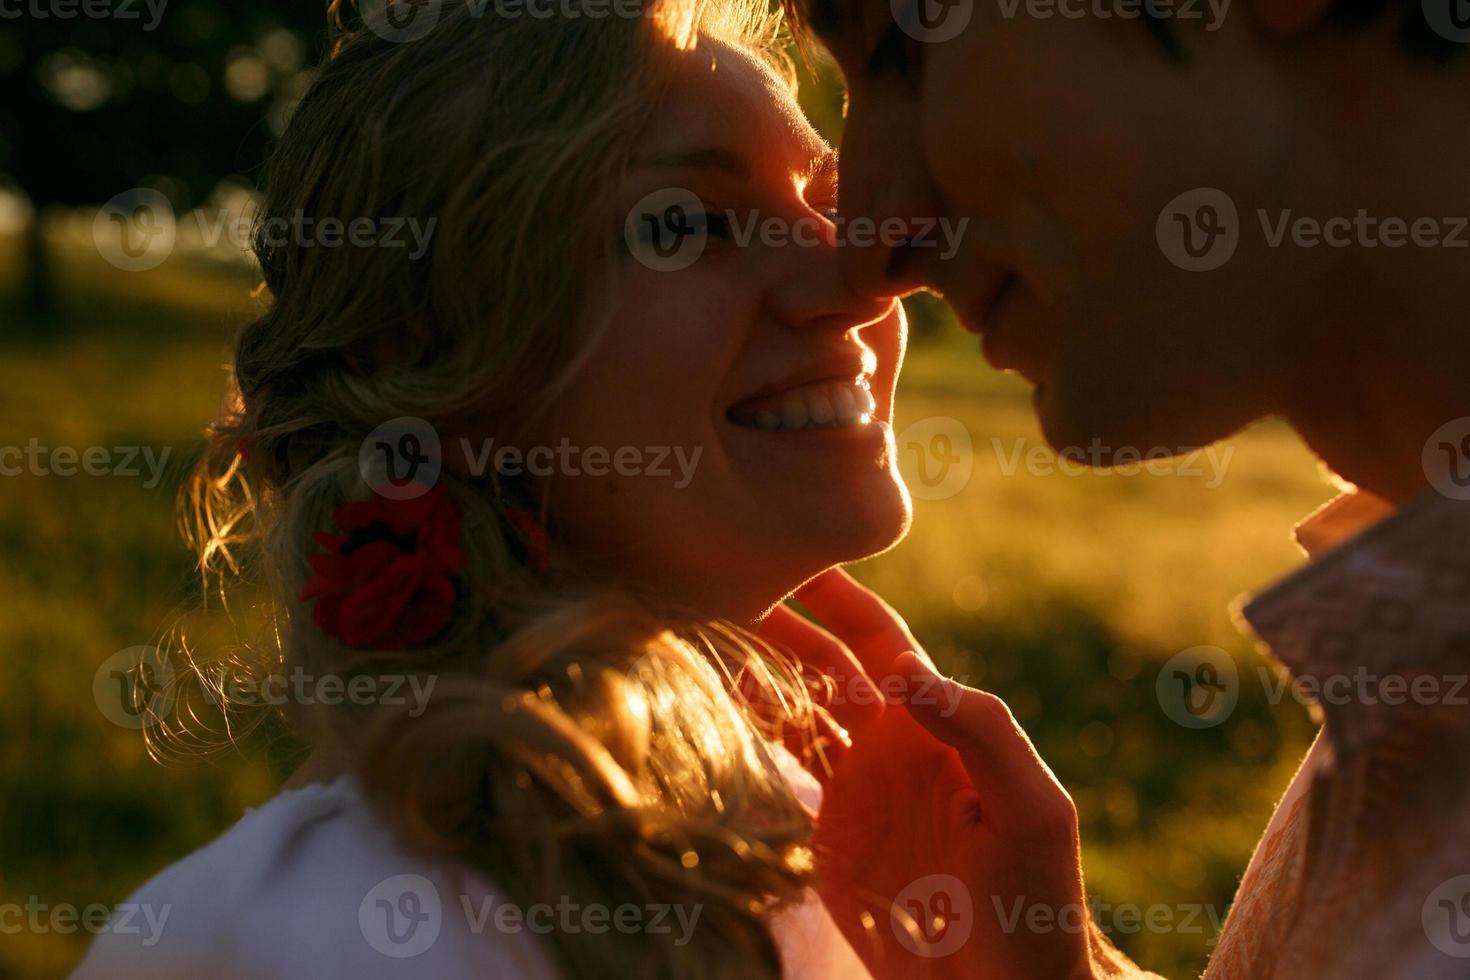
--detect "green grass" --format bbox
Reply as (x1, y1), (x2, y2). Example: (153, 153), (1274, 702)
(0, 227), (1334, 978)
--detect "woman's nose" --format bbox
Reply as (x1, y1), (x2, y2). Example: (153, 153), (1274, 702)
(764, 217), (899, 334)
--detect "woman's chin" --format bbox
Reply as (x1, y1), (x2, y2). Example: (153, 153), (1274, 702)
(593, 483), (912, 623)
(788, 485), (913, 570)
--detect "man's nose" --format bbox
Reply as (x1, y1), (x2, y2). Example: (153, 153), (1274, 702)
(836, 111), (945, 299)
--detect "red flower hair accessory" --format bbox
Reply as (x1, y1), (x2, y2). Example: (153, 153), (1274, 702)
(300, 483), (464, 650)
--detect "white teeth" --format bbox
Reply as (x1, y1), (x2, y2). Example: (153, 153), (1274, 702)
(809, 392), (835, 425)
(832, 386), (858, 420)
(780, 396), (809, 430)
(730, 378), (877, 432)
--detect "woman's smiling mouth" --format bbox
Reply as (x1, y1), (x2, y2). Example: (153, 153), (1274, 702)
(726, 376), (878, 432)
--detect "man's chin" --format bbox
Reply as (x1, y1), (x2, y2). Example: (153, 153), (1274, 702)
(1036, 391), (1230, 464)
(1033, 385), (1086, 455)
(1033, 385), (1129, 459)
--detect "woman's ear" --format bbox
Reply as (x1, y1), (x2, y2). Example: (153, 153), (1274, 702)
(1248, 0), (1337, 37)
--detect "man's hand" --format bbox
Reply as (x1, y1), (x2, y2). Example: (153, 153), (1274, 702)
(763, 568), (1150, 980)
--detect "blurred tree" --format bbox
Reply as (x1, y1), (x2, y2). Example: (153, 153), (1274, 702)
(0, 2), (327, 325)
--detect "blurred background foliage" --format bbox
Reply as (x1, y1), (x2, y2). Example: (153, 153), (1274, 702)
(1, 5), (1333, 977)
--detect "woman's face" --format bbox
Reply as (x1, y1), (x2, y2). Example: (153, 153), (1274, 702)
(536, 39), (909, 623)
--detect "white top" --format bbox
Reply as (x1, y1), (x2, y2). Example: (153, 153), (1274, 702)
(73, 746), (870, 979)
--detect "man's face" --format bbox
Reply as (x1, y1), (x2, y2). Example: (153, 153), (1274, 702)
(813, 4), (1329, 457)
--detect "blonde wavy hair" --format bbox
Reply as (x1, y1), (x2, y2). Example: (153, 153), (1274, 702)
(178, 1), (824, 976)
